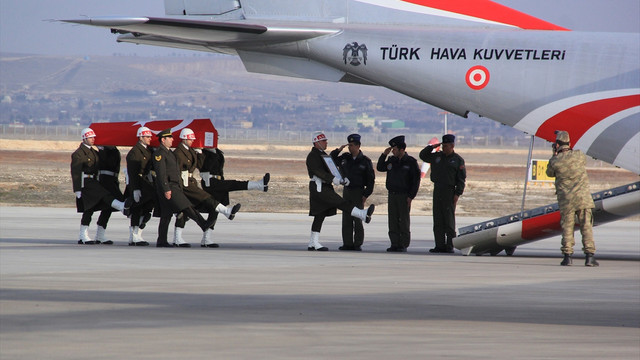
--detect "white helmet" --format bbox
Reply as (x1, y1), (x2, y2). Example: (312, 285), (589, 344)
(136, 126), (152, 137)
(81, 128), (96, 139)
(312, 131), (327, 143)
(179, 128), (196, 140)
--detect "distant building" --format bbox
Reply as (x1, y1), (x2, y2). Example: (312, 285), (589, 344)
(378, 119), (405, 129)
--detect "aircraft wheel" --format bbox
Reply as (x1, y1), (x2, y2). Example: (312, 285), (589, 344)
(490, 249), (502, 256)
(505, 247), (516, 256)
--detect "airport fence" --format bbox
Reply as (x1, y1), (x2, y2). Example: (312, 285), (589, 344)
(0, 124), (549, 149)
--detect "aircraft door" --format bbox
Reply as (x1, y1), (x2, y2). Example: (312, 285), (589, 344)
(165, 0), (241, 15)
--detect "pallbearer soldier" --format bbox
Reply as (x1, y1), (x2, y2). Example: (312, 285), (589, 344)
(546, 130), (598, 266)
(199, 147), (269, 247)
(420, 134), (466, 253)
(172, 128), (241, 247)
(377, 135), (421, 252)
(153, 128), (223, 247)
(306, 131), (375, 251)
(330, 133), (375, 251)
(92, 145), (125, 245)
(125, 126), (155, 246)
(71, 128), (131, 244)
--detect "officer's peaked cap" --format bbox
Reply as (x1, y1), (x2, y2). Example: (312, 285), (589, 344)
(157, 128), (173, 139)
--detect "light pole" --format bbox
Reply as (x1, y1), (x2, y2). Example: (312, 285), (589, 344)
(438, 111), (449, 135)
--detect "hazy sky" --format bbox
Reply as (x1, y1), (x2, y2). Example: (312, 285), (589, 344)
(1, 0), (639, 56)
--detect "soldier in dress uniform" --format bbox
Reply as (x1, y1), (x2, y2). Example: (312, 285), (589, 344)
(330, 133), (375, 251)
(199, 146), (269, 247)
(153, 128), (222, 247)
(377, 135), (421, 252)
(171, 128), (241, 248)
(93, 145), (126, 245)
(125, 126), (155, 246)
(306, 131), (375, 251)
(419, 134), (466, 253)
(546, 130), (598, 266)
(71, 128), (131, 244)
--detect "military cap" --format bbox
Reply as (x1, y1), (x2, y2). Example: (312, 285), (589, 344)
(157, 128), (173, 139)
(389, 135), (406, 148)
(555, 130), (570, 144)
(347, 133), (361, 144)
(442, 134), (455, 144)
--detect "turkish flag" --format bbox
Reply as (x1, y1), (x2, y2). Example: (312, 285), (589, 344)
(89, 119), (218, 148)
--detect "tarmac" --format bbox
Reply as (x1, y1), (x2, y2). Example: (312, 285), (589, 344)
(1, 206), (639, 360)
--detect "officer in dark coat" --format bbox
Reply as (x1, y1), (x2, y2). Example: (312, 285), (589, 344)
(71, 128), (130, 244)
(419, 134), (466, 253)
(125, 126), (155, 246)
(376, 135), (421, 252)
(199, 147), (269, 247)
(93, 145), (125, 244)
(330, 133), (375, 251)
(306, 131), (374, 251)
(152, 128), (217, 247)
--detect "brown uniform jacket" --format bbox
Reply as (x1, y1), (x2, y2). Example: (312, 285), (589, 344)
(70, 143), (110, 212)
(173, 142), (211, 206)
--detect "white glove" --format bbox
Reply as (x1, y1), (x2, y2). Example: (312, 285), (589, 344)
(332, 177), (341, 186)
(75, 191), (82, 199)
(341, 177), (351, 186)
(194, 148), (202, 154)
(133, 190), (141, 203)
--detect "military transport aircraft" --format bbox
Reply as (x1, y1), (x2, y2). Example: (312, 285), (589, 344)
(62, 0), (639, 255)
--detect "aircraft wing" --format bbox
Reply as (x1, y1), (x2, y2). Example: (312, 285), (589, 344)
(61, 0), (639, 174)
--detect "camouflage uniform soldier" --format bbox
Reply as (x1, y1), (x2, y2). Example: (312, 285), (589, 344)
(546, 130), (598, 266)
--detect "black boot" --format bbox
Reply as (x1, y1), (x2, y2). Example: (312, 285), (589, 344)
(585, 253), (599, 267)
(445, 236), (455, 253)
(560, 254), (572, 266)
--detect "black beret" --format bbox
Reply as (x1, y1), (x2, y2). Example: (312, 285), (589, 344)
(389, 135), (405, 148)
(442, 134), (455, 144)
(347, 133), (361, 144)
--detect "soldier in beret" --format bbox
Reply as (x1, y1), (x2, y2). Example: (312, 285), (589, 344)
(377, 135), (421, 252)
(330, 133), (375, 251)
(546, 130), (598, 266)
(420, 134), (466, 253)
(306, 131), (375, 251)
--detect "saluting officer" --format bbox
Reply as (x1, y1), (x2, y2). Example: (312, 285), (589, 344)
(172, 128), (241, 248)
(199, 146), (269, 247)
(330, 133), (375, 251)
(71, 128), (131, 244)
(125, 126), (155, 246)
(306, 131), (375, 251)
(377, 135), (421, 252)
(419, 134), (466, 253)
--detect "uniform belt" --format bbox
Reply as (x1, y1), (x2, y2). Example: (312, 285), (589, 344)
(82, 174), (96, 179)
(99, 170), (118, 176)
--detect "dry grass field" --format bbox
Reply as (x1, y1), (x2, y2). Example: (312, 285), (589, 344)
(0, 139), (636, 219)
